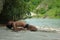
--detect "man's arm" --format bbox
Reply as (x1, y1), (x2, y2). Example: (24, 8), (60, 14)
(12, 22), (18, 31)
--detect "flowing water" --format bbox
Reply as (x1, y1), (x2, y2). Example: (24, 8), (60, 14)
(0, 18), (60, 40)
(25, 18), (60, 32)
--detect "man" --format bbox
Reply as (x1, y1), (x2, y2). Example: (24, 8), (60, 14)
(6, 20), (37, 32)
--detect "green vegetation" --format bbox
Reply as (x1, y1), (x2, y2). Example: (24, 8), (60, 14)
(29, 0), (60, 18)
(29, 0), (42, 11)
(0, 0), (30, 23)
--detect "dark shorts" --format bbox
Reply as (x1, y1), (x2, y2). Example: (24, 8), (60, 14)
(24, 24), (29, 28)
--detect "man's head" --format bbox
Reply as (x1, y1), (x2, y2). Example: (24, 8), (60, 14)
(6, 21), (13, 29)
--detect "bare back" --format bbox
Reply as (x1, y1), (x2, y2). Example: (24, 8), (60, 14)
(14, 21), (26, 27)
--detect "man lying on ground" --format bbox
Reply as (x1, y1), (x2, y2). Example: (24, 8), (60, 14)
(6, 20), (37, 32)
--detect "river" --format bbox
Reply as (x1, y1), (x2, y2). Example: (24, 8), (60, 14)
(25, 18), (60, 32)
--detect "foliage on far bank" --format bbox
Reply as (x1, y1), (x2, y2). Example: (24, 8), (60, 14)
(29, 0), (60, 18)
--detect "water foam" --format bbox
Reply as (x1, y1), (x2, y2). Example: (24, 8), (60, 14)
(36, 26), (60, 33)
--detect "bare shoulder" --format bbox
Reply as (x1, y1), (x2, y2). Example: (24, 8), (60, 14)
(15, 21), (26, 24)
(15, 20), (26, 23)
